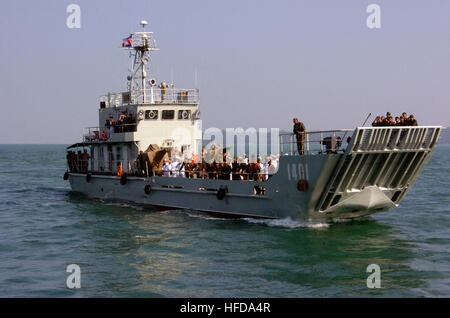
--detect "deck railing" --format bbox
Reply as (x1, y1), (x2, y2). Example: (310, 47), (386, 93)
(348, 126), (442, 153)
(279, 129), (353, 156)
(100, 88), (199, 107)
(82, 124), (137, 142)
(66, 158), (277, 182)
(279, 126), (442, 156)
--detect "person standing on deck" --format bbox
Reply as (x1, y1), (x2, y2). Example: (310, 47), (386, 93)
(160, 82), (167, 102)
(82, 149), (90, 172)
(162, 159), (171, 177)
(231, 157), (240, 181)
(408, 114), (418, 126)
(242, 154), (249, 165)
(372, 116), (382, 126)
(136, 150), (150, 176)
(106, 115), (115, 141)
(293, 118), (306, 155)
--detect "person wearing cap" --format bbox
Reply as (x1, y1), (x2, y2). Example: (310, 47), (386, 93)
(266, 159), (276, 179)
(400, 112), (409, 124)
(293, 118), (306, 155)
(386, 112), (392, 122)
(408, 114), (418, 126)
(383, 116), (394, 126)
(372, 116), (382, 127)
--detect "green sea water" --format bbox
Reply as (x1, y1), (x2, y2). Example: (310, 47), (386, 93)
(0, 144), (449, 297)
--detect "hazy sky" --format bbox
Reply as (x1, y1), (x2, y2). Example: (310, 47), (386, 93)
(1, 0), (449, 144)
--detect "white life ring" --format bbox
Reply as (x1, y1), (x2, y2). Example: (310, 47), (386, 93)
(148, 110), (157, 119)
(182, 110), (190, 119)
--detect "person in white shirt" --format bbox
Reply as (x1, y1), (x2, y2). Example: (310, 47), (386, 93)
(267, 159), (276, 178)
(162, 159), (171, 177)
(183, 145), (193, 163)
(175, 160), (184, 177)
(257, 157), (264, 181)
(263, 156), (270, 180)
(243, 154), (249, 165)
(270, 155), (279, 172)
(170, 159), (179, 177)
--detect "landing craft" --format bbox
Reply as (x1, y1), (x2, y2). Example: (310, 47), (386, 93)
(65, 22), (442, 221)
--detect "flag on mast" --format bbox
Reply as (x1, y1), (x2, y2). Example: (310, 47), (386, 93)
(122, 35), (132, 47)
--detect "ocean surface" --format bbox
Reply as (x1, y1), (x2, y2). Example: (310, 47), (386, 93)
(0, 139), (449, 297)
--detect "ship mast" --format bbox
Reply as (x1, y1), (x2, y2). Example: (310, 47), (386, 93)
(123, 20), (159, 104)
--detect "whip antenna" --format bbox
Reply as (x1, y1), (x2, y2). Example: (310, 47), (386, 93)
(362, 113), (372, 127)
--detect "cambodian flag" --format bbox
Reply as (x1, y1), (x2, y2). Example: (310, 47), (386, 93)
(122, 35), (132, 47)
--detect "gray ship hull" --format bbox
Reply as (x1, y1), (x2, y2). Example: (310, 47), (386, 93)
(69, 154), (337, 220)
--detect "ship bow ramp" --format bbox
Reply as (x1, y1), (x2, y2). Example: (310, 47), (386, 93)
(305, 126), (442, 220)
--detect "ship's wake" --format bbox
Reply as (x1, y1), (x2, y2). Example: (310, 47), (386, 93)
(243, 217), (330, 229)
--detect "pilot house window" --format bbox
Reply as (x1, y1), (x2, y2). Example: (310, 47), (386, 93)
(162, 110), (175, 120)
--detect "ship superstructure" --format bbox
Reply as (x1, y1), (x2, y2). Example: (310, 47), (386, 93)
(80, 21), (202, 176)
